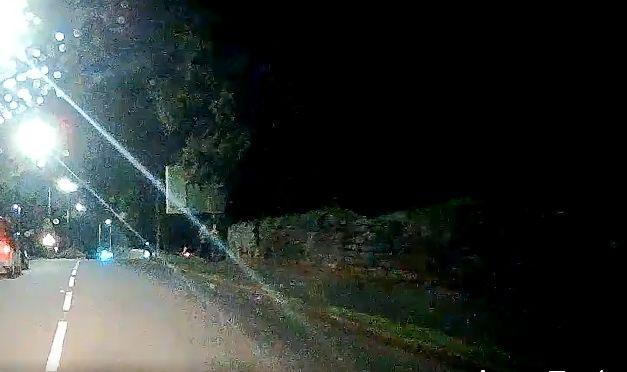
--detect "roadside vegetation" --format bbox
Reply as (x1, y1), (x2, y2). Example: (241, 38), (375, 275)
(128, 253), (510, 371)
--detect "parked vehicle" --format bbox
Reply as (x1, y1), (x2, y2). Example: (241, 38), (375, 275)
(0, 218), (25, 278)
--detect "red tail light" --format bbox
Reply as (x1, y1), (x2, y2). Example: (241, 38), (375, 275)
(0, 241), (12, 261)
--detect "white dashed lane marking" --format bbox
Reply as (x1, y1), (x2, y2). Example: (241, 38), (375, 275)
(46, 260), (79, 371)
(62, 291), (73, 312)
(45, 320), (68, 372)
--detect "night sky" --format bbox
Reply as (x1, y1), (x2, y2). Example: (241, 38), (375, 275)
(183, 3), (619, 219)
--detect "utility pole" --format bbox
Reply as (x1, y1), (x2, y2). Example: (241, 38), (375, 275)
(155, 198), (161, 257)
(66, 199), (71, 249)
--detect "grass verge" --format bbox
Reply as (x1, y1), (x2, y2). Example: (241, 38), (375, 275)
(127, 254), (509, 371)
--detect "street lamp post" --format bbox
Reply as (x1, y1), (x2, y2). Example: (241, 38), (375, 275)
(11, 204), (21, 242)
(105, 219), (112, 251)
(74, 203), (86, 246)
(48, 186), (51, 217)
(56, 177), (78, 250)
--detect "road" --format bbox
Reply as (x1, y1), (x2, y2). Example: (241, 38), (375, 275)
(0, 259), (267, 371)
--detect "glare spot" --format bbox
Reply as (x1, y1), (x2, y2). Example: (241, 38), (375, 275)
(121, 1), (129, 9)
(58, 44), (67, 53)
(42, 233), (56, 247)
(54, 32), (65, 42)
(2, 59), (17, 72)
(73, 28), (81, 38)
(17, 88), (31, 100)
(2, 111), (12, 120)
(9, 101), (18, 110)
(53, 71), (62, 79)
(99, 250), (114, 261)
(36, 96), (44, 105)
(3, 94), (12, 102)
(117, 16), (126, 24)
(15, 117), (58, 163)
(31, 48), (41, 58)
(2, 79), (17, 90)
(16, 74), (27, 82)
(26, 68), (43, 79)
(0, 1), (29, 61)
(40, 65), (49, 75)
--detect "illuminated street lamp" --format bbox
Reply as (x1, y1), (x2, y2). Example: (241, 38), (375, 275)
(42, 233), (55, 247)
(56, 177), (78, 193)
(14, 118), (58, 165)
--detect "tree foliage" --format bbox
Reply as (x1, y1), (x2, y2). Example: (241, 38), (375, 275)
(29, 1), (248, 237)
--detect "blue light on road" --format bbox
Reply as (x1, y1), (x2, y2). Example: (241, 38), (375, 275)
(99, 250), (113, 261)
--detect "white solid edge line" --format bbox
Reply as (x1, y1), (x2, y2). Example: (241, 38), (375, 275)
(68, 276), (75, 288)
(62, 291), (73, 312)
(71, 269), (77, 276)
(45, 320), (68, 372)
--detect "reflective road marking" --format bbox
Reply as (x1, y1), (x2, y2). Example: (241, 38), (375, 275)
(62, 291), (73, 312)
(45, 320), (68, 372)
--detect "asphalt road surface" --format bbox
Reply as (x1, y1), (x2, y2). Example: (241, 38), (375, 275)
(0, 259), (268, 372)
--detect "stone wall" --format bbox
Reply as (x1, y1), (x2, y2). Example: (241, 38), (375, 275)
(227, 221), (257, 256)
(227, 201), (469, 274)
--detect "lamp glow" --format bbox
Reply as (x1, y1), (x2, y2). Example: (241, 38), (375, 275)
(42, 233), (55, 247)
(99, 249), (113, 261)
(0, 1), (29, 68)
(15, 118), (58, 163)
(57, 177), (78, 193)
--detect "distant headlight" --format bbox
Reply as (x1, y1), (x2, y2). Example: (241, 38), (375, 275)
(99, 250), (114, 261)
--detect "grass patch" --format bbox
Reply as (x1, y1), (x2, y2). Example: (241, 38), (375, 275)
(325, 306), (510, 371)
(129, 255), (509, 370)
(210, 358), (257, 371)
